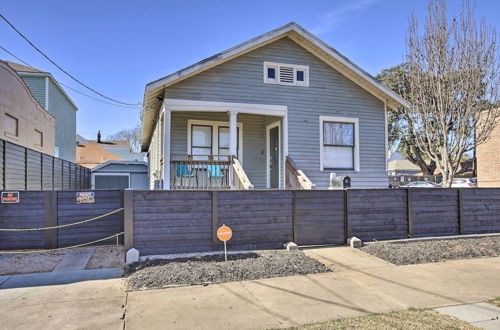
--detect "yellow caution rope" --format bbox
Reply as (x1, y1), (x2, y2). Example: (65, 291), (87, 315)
(0, 232), (124, 254)
(0, 208), (124, 231)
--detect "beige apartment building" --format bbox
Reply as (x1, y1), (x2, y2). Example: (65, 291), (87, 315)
(0, 60), (55, 155)
(477, 115), (500, 187)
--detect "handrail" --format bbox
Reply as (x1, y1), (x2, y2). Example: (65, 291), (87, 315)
(285, 156), (315, 190)
(232, 157), (254, 190)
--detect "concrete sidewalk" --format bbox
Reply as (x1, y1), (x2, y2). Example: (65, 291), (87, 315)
(125, 248), (500, 329)
(1, 247), (500, 329)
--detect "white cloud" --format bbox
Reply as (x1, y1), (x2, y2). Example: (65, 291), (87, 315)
(311, 0), (380, 35)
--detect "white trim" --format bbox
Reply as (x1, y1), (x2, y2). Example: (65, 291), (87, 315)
(164, 98), (287, 117)
(384, 100), (388, 172)
(319, 115), (360, 172)
(162, 106), (171, 189)
(91, 172), (130, 190)
(266, 121), (282, 189)
(187, 119), (243, 161)
(44, 77), (49, 110)
(263, 61), (309, 87)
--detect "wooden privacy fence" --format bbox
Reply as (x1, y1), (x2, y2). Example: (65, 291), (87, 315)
(0, 190), (124, 250)
(125, 188), (500, 256)
(0, 139), (91, 191)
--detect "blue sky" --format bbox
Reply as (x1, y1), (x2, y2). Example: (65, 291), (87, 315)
(2, 0), (499, 140)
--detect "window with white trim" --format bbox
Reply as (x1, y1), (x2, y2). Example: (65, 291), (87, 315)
(320, 116), (359, 172)
(188, 120), (243, 161)
(263, 62), (309, 86)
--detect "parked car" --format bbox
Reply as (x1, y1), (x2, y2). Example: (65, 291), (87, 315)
(450, 178), (477, 188)
(400, 181), (441, 188)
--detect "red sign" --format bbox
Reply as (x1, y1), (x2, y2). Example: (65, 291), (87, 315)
(1, 192), (20, 203)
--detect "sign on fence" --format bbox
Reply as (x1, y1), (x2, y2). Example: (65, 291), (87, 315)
(1, 192), (19, 203)
(76, 192), (95, 204)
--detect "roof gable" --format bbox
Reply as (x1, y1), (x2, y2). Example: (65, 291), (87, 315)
(141, 22), (407, 148)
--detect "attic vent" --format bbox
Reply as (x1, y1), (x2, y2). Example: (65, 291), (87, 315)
(263, 62), (309, 87)
(279, 66), (294, 83)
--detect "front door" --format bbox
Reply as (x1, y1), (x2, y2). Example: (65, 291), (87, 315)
(269, 126), (279, 188)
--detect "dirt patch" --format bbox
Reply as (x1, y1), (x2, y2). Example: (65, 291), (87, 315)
(86, 246), (125, 269)
(125, 250), (330, 291)
(283, 308), (476, 330)
(361, 236), (500, 265)
(0, 251), (67, 275)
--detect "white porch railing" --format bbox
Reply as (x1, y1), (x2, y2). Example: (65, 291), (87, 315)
(285, 156), (315, 189)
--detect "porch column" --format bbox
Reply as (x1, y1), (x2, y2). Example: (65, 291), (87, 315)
(229, 110), (238, 189)
(162, 106), (171, 190)
(229, 110), (238, 157)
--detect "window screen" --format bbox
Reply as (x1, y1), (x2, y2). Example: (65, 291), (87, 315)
(323, 122), (355, 170)
(191, 125), (212, 159)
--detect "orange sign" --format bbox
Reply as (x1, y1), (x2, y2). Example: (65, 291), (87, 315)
(217, 225), (232, 241)
(1, 192), (19, 203)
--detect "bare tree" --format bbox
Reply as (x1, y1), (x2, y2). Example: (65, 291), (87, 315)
(108, 124), (141, 153)
(403, 0), (499, 187)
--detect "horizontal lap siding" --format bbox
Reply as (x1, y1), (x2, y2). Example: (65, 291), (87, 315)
(462, 189), (500, 234)
(412, 189), (459, 236)
(161, 37), (388, 189)
(348, 189), (408, 241)
(0, 192), (45, 250)
(133, 191), (213, 255)
(295, 190), (344, 245)
(57, 191), (123, 247)
(217, 191), (293, 250)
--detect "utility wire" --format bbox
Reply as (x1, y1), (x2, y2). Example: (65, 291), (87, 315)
(0, 13), (140, 106)
(0, 45), (140, 109)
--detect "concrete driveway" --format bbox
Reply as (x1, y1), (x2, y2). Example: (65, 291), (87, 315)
(1, 247), (500, 329)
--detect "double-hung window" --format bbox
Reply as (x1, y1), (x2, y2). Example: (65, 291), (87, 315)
(320, 116), (359, 171)
(189, 121), (243, 161)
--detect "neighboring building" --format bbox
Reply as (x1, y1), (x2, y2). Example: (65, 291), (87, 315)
(77, 132), (143, 168)
(477, 116), (500, 187)
(141, 23), (405, 190)
(387, 159), (422, 176)
(0, 60), (55, 154)
(4, 61), (77, 162)
(91, 161), (148, 190)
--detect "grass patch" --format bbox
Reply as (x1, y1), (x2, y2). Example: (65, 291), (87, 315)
(282, 308), (477, 330)
(490, 297), (500, 308)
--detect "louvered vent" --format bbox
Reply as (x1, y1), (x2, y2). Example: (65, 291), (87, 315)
(279, 66), (294, 83)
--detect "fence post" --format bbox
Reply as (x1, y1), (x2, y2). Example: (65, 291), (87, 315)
(407, 189), (413, 237)
(124, 188), (134, 250)
(292, 190), (297, 243)
(44, 191), (58, 248)
(458, 189), (464, 234)
(344, 189), (349, 243)
(212, 191), (218, 250)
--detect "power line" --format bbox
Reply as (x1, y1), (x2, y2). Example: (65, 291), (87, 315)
(0, 13), (140, 106)
(0, 45), (141, 109)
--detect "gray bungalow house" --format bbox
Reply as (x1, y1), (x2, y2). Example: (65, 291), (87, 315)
(141, 23), (405, 190)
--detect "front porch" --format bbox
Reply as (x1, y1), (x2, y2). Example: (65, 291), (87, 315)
(155, 99), (314, 190)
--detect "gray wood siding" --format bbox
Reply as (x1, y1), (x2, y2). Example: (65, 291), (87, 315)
(21, 76), (46, 108)
(48, 80), (77, 162)
(160, 37), (388, 188)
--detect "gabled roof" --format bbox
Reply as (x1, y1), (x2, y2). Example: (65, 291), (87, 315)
(91, 160), (148, 172)
(3, 60), (78, 110)
(76, 143), (124, 169)
(141, 22), (407, 150)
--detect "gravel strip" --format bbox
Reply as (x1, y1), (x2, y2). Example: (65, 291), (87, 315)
(361, 236), (500, 265)
(125, 250), (330, 291)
